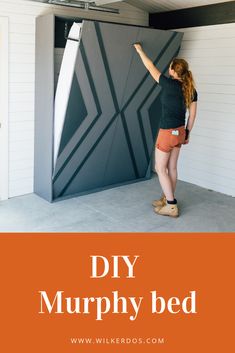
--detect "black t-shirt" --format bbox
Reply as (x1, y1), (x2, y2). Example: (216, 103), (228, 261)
(158, 74), (198, 129)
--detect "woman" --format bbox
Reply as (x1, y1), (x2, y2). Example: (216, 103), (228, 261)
(134, 43), (197, 218)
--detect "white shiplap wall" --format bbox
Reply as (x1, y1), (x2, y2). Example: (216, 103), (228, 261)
(177, 23), (235, 196)
(0, 17), (9, 200)
(0, 0), (148, 198)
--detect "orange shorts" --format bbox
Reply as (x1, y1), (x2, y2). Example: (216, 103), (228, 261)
(156, 126), (186, 153)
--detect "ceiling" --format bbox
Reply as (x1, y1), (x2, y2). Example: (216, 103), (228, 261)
(29, 0), (235, 13)
(125, 0), (234, 13)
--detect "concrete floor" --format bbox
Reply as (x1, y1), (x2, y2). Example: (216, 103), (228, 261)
(0, 175), (234, 232)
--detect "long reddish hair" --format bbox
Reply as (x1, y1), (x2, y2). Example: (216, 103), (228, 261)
(171, 58), (196, 109)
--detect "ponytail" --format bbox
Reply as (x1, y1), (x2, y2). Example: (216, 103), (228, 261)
(182, 70), (196, 109)
(171, 58), (196, 109)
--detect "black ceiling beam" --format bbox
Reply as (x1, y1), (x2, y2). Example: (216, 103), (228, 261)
(149, 1), (235, 29)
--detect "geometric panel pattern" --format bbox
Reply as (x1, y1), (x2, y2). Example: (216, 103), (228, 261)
(34, 14), (183, 202)
(52, 20), (183, 200)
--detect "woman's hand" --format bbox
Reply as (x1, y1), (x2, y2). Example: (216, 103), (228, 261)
(183, 128), (190, 144)
(133, 43), (143, 54)
(133, 43), (161, 83)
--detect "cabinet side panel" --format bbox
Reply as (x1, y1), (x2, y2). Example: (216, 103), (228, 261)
(34, 14), (54, 202)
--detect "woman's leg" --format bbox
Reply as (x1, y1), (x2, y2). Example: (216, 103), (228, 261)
(155, 148), (174, 201)
(167, 147), (181, 194)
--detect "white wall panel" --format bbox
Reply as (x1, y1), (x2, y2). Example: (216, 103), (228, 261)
(177, 22), (235, 196)
(0, 16), (9, 200)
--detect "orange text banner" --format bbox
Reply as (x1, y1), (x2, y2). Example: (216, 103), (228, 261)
(0, 233), (234, 353)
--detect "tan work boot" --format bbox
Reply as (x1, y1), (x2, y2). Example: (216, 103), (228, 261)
(154, 203), (179, 218)
(152, 195), (166, 208)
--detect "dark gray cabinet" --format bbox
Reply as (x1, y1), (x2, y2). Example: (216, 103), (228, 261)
(34, 14), (183, 202)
